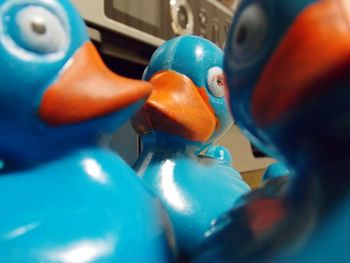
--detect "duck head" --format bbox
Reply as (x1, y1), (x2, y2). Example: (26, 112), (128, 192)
(132, 35), (233, 152)
(225, 0), (350, 167)
(0, 0), (152, 165)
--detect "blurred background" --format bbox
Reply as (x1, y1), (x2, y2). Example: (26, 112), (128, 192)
(71, 0), (274, 188)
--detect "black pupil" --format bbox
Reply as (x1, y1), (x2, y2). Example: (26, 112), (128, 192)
(217, 76), (223, 86)
(236, 24), (247, 45)
(31, 19), (46, 34)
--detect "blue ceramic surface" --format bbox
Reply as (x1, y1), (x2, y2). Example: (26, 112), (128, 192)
(0, 0), (174, 261)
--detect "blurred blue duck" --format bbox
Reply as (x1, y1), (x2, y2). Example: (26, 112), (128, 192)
(0, 0), (174, 261)
(132, 35), (250, 259)
(195, 0), (350, 262)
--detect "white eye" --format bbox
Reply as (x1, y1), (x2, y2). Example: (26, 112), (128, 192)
(232, 3), (267, 61)
(207, 67), (225, 98)
(14, 6), (68, 54)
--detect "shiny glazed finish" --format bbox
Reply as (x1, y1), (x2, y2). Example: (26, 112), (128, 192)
(134, 135), (249, 259)
(262, 162), (290, 181)
(0, 149), (173, 262)
(132, 36), (250, 259)
(0, 0), (173, 261)
(203, 145), (234, 166)
(195, 0), (350, 262)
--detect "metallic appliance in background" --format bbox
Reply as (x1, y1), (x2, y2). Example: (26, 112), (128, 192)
(72, 0), (234, 49)
(71, 0), (235, 165)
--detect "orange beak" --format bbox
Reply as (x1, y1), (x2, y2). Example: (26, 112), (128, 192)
(132, 70), (217, 142)
(252, 0), (350, 126)
(39, 42), (152, 126)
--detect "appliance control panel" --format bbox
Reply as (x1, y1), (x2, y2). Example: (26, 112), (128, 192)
(72, 0), (235, 48)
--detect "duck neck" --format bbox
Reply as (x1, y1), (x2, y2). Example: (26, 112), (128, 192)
(140, 132), (208, 157)
(134, 132), (209, 176)
(0, 135), (99, 172)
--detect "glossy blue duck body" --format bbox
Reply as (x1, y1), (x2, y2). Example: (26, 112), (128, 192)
(195, 0), (350, 262)
(135, 149), (250, 261)
(0, 149), (172, 262)
(134, 134), (250, 257)
(0, 0), (173, 261)
(133, 36), (250, 258)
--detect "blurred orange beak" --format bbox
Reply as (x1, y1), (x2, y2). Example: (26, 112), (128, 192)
(252, 0), (350, 126)
(39, 42), (152, 126)
(133, 70), (217, 142)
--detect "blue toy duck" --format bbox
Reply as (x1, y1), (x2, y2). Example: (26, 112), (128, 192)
(194, 0), (350, 262)
(0, 0), (175, 261)
(132, 35), (250, 260)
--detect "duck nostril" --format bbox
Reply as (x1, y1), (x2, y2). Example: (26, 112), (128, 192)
(31, 18), (46, 35)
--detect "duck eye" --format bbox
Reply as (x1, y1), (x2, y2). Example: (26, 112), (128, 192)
(207, 67), (225, 98)
(231, 3), (267, 61)
(11, 6), (69, 54)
